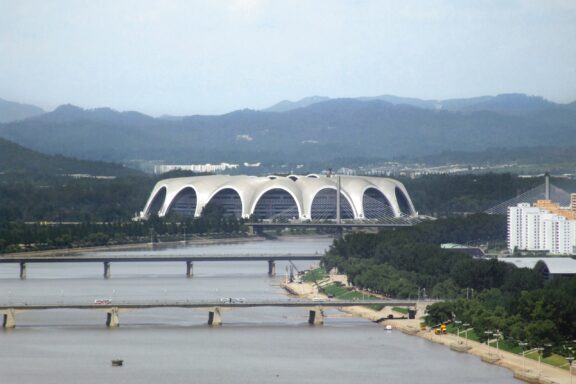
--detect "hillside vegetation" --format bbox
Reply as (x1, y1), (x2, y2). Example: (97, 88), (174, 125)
(0, 94), (575, 164)
(323, 216), (575, 350)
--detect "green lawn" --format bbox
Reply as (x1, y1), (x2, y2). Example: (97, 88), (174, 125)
(302, 268), (327, 282)
(525, 351), (573, 369)
(445, 323), (481, 342)
(320, 283), (384, 310)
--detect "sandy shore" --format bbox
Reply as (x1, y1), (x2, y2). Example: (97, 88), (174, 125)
(282, 278), (574, 384)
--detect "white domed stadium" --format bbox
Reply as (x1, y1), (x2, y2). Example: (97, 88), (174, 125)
(139, 174), (417, 221)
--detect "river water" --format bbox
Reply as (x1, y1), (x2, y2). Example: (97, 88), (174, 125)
(0, 237), (518, 383)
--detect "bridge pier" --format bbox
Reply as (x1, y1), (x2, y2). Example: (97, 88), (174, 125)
(103, 262), (111, 279)
(208, 307), (222, 326)
(2, 309), (16, 328)
(186, 261), (193, 278)
(308, 307), (324, 326)
(106, 307), (119, 327)
(19, 262), (27, 280)
(268, 260), (276, 276)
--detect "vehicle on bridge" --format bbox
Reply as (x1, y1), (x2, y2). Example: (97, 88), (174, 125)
(94, 299), (112, 305)
(219, 297), (246, 304)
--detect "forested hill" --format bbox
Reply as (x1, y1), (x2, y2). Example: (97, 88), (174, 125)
(0, 97), (44, 123)
(0, 94), (575, 164)
(0, 137), (141, 176)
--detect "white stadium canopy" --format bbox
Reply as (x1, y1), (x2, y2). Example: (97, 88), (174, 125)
(139, 174), (416, 222)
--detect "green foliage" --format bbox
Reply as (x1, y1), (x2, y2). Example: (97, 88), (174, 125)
(302, 268), (327, 282)
(323, 214), (576, 348)
(401, 173), (544, 216)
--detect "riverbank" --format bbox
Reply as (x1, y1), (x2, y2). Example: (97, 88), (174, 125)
(0, 235), (266, 258)
(282, 278), (574, 384)
(1, 233), (335, 259)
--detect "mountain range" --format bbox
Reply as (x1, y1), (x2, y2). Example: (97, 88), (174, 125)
(0, 93), (575, 166)
(0, 97), (45, 123)
(0, 136), (140, 176)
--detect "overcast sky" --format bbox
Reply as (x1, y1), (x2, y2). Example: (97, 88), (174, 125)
(1, 0), (575, 116)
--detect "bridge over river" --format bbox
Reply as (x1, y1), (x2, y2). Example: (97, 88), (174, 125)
(1, 299), (416, 328)
(0, 253), (322, 279)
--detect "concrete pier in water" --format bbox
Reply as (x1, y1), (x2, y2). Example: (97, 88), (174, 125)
(186, 261), (193, 278)
(208, 308), (222, 326)
(308, 307), (324, 325)
(268, 260), (276, 276)
(106, 307), (120, 327)
(19, 262), (26, 280)
(103, 262), (111, 279)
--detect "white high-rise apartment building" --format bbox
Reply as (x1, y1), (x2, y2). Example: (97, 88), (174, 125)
(508, 196), (576, 255)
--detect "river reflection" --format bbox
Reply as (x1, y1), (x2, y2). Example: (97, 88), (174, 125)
(0, 237), (518, 383)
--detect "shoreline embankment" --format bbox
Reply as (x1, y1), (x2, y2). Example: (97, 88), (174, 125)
(282, 278), (574, 384)
(1, 233), (335, 259)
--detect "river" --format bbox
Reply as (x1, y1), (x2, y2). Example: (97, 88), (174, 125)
(0, 237), (519, 383)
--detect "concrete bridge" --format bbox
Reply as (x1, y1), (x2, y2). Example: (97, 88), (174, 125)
(0, 299), (416, 328)
(0, 254), (322, 279)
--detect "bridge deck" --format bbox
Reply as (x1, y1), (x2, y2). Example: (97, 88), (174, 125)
(0, 299), (416, 310)
(0, 254), (322, 263)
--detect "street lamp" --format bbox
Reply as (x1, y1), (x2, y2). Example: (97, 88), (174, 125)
(519, 342), (528, 372)
(462, 323), (471, 345)
(493, 330), (502, 357)
(566, 356), (574, 384)
(536, 347), (545, 376)
(455, 320), (462, 343)
(485, 331), (494, 354)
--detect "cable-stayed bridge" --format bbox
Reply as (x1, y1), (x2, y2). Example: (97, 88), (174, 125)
(485, 175), (572, 215)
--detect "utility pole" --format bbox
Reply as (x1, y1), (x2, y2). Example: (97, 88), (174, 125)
(336, 175), (341, 225)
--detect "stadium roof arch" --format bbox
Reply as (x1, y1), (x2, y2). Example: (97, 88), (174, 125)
(139, 174), (417, 221)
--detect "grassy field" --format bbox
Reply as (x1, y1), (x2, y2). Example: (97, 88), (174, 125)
(302, 267), (327, 282)
(302, 268), (384, 310)
(525, 351), (573, 370)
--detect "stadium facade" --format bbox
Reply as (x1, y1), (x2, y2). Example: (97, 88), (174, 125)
(139, 174), (417, 221)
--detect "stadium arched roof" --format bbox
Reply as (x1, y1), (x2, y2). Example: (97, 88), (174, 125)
(140, 174), (417, 221)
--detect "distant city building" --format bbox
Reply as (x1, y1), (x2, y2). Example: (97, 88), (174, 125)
(139, 174), (417, 221)
(507, 195), (576, 255)
(153, 163), (239, 175)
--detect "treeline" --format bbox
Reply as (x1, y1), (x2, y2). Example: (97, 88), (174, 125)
(0, 170), (208, 223)
(400, 173), (545, 216)
(323, 214), (508, 298)
(322, 214), (575, 347)
(1, 172), (570, 223)
(0, 206), (247, 253)
(0, 174), (153, 223)
(426, 278), (575, 349)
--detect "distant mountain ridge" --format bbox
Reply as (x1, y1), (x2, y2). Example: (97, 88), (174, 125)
(0, 137), (141, 176)
(265, 96), (331, 112)
(0, 98), (45, 123)
(265, 93), (565, 116)
(0, 93), (575, 166)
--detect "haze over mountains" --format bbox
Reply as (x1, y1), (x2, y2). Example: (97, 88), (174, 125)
(0, 98), (45, 123)
(0, 93), (575, 168)
(0, 137), (139, 176)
